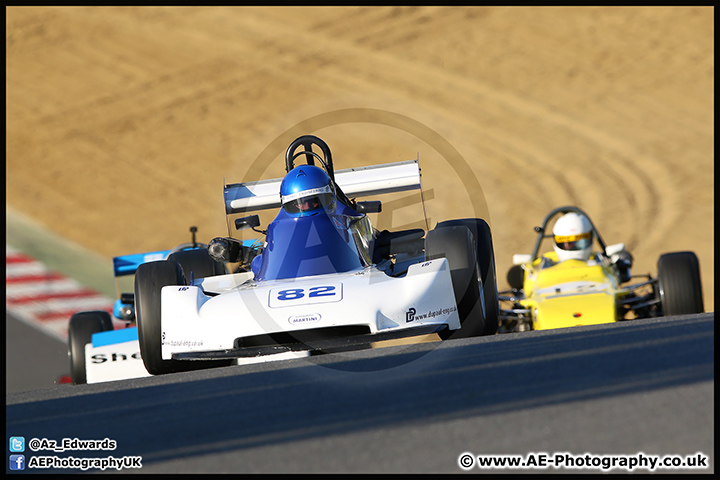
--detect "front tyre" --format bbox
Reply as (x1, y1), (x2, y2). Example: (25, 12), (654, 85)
(657, 251), (704, 316)
(68, 310), (113, 384)
(134, 260), (231, 375)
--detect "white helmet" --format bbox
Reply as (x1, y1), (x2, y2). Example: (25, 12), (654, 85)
(552, 212), (593, 262)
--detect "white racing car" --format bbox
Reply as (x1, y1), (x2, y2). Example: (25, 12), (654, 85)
(134, 135), (500, 375)
(66, 228), (214, 384)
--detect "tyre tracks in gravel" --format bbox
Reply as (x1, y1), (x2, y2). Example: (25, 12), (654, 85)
(229, 8), (671, 273)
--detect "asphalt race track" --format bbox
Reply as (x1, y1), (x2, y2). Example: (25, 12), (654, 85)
(6, 312), (713, 473)
(5, 313), (71, 395)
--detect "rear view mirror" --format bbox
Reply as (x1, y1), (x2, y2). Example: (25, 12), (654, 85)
(355, 201), (382, 214)
(513, 254), (533, 265)
(605, 243), (626, 257)
(235, 215), (260, 231)
(208, 237), (243, 263)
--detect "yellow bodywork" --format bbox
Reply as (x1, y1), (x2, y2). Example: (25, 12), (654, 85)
(518, 252), (628, 330)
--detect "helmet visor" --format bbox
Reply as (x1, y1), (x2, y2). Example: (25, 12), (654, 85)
(282, 185), (334, 215)
(554, 232), (592, 251)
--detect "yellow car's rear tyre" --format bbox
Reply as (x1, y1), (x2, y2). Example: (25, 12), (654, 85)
(657, 251), (704, 316)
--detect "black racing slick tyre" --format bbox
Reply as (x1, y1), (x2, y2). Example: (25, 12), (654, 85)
(68, 310), (114, 385)
(434, 219), (499, 335)
(657, 251), (704, 316)
(506, 264), (525, 291)
(134, 260), (231, 375)
(166, 248), (226, 282)
(425, 225), (486, 339)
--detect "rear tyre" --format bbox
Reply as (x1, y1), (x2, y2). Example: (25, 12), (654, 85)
(68, 310), (113, 385)
(435, 219), (499, 335)
(167, 248), (226, 282)
(657, 251), (704, 316)
(134, 260), (232, 375)
(425, 225), (486, 339)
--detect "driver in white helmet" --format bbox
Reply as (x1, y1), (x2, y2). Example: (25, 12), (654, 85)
(552, 212), (594, 262)
(552, 212), (633, 282)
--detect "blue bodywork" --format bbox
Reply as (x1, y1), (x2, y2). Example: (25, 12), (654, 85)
(252, 201), (370, 281)
(91, 327), (139, 347)
(113, 250), (173, 276)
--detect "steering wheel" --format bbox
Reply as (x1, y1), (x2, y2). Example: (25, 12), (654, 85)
(285, 135), (335, 180)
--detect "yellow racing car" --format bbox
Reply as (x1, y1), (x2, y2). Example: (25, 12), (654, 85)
(499, 206), (704, 332)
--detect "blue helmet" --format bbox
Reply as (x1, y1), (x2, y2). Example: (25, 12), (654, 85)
(280, 165), (336, 217)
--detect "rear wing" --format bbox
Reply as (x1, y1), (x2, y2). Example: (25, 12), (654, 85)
(112, 249), (173, 277)
(224, 159), (421, 214)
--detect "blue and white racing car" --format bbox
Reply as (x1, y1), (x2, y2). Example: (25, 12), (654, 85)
(134, 135), (499, 375)
(66, 228), (215, 384)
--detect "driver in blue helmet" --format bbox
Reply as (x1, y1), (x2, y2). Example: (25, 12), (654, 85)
(280, 165), (337, 217)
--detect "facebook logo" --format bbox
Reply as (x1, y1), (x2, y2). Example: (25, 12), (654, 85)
(9, 455), (25, 470)
(9, 437), (25, 452)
